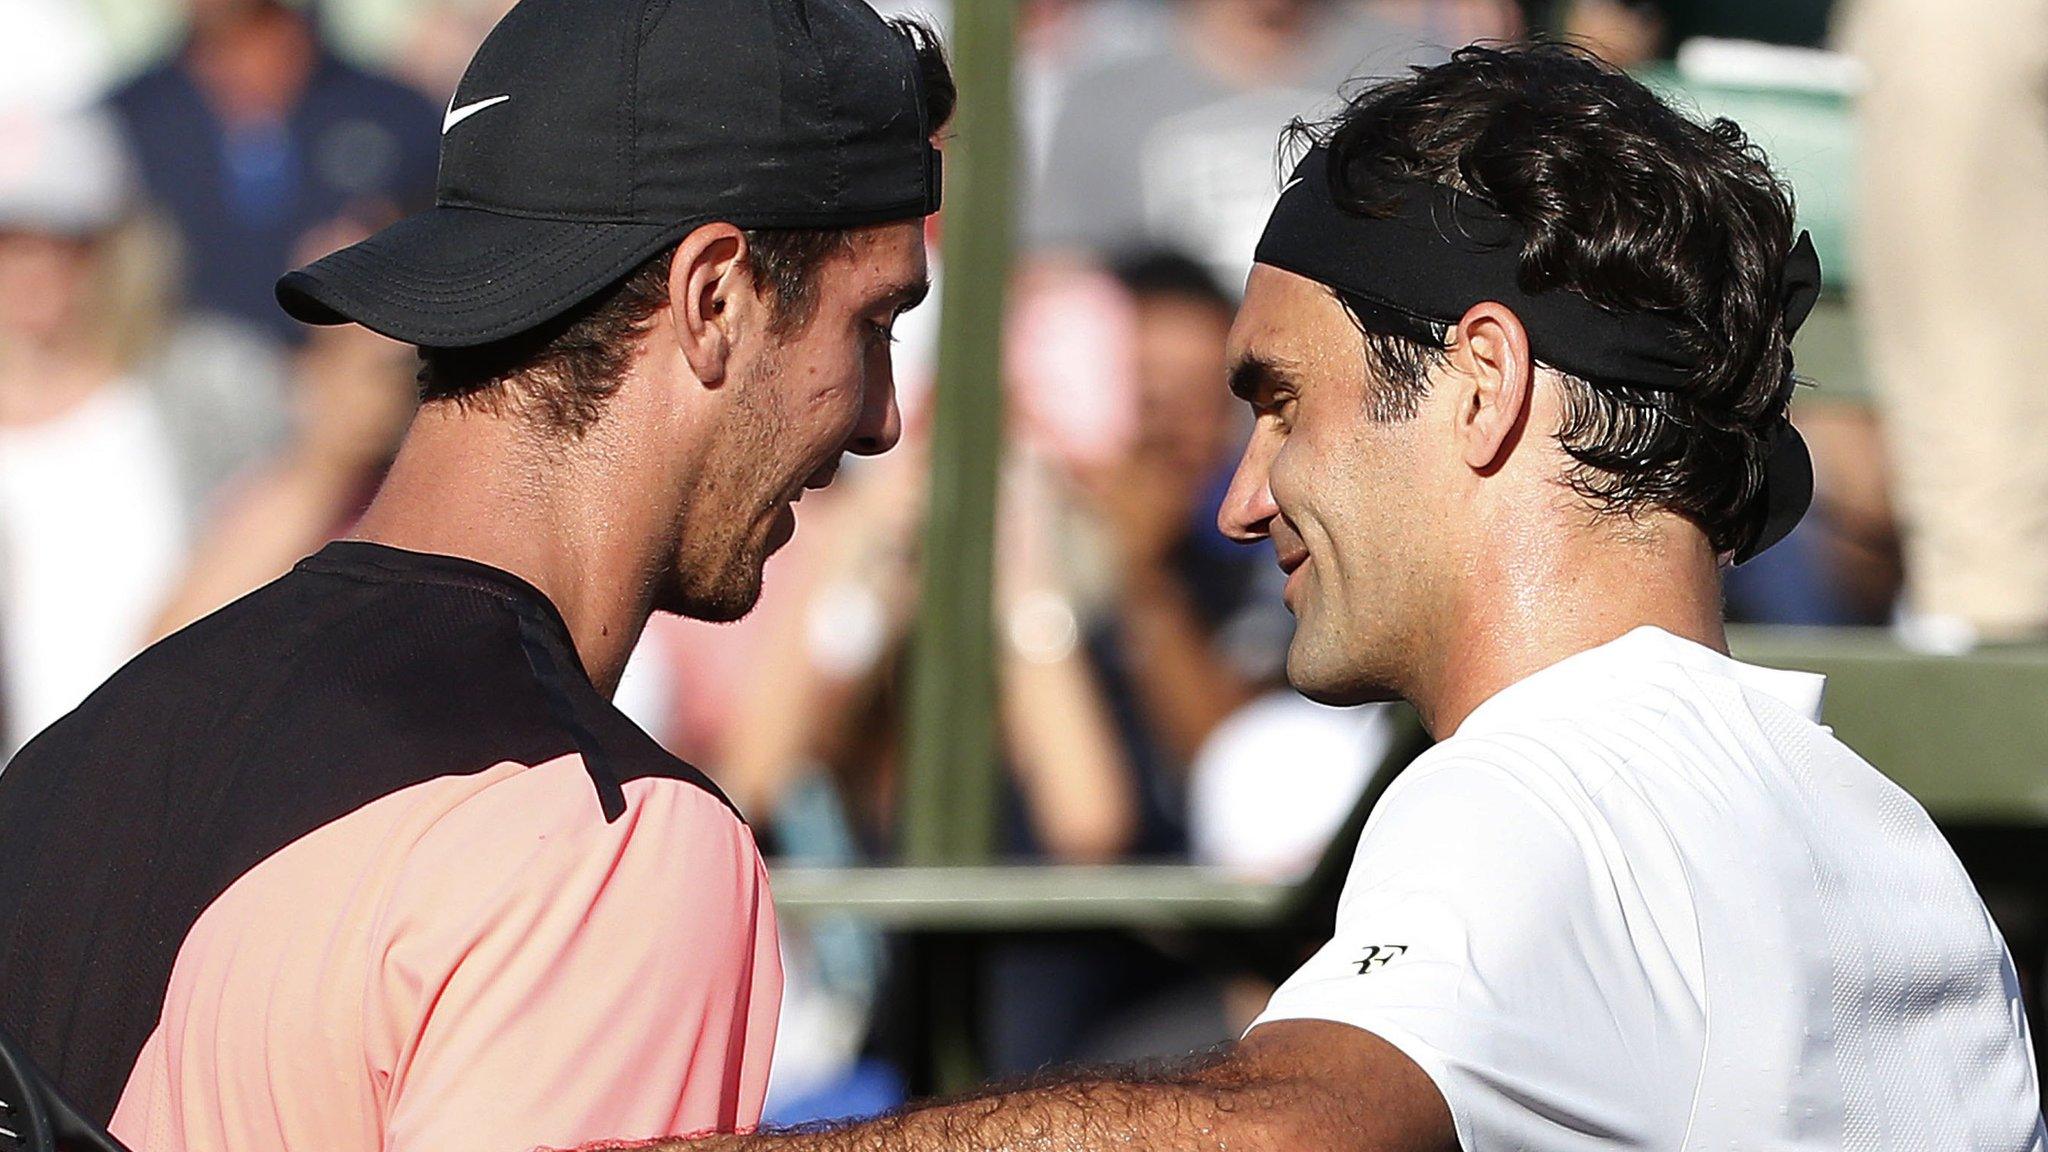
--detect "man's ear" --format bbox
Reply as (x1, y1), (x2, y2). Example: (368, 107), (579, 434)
(1445, 302), (1534, 474)
(665, 222), (749, 389)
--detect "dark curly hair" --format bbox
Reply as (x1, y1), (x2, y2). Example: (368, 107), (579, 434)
(1292, 42), (1801, 556)
(416, 15), (955, 437)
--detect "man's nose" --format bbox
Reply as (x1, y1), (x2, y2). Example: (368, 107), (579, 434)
(1217, 437), (1279, 543)
(847, 373), (902, 457)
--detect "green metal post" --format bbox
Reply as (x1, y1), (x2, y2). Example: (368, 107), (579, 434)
(897, 0), (1018, 1096)
(901, 1), (1017, 869)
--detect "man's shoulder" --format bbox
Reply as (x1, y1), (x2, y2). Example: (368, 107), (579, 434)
(1373, 680), (1740, 855)
(15, 558), (730, 827)
(1356, 746), (1593, 879)
(250, 556), (737, 818)
(1401, 713), (1637, 805)
(531, 663), (740, 823)
(380, 751), (754, 902)
(1433, 634), (1820, 787)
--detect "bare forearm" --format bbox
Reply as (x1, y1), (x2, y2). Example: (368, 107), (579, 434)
(593, 1023), (1453, 1152)
(675, 1069), (1293, 1152)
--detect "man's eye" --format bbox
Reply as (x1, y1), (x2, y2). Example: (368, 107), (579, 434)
(865, 319), (898, 346)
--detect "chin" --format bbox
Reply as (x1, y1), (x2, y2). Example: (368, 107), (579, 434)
(1285, 639), (1399, 708)
(653, 562), (765, 625)
(1289, 676), (1400, 708)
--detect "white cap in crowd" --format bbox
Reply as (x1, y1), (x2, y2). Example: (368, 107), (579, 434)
(0, 0), (113, 111)
(0, 104), (133, 236)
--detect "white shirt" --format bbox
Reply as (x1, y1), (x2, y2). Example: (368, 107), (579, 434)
(0, 382), (186, 756)
(1254, 627), (2046, 1151)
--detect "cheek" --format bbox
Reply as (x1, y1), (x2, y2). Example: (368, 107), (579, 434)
(1268, 415), (1336, 533)
(1276, 419), (1386, 573)
(774, 341), (860, 426)
(808, 367), (867, 440)
(1267, 437), (1306, 515)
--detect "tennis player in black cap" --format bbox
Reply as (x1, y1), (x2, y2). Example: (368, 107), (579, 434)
(623, 42), (2044, 1152)
(0, 2), (949, 1151)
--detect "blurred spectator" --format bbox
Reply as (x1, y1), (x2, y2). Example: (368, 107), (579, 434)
(719, 443), (1142, 868)
(0, 104), (285, 757)
(387, 0), (517, 103)
(1374, 0), (1528, 48)
(1029, 0), (1475, 291)
(982, 252), (1322, 1077)
(1562, 0), (1836, 68)
(1049, 251), (1286, 847)
(0, 0), (116, 111)
(1843, 0), (2048, 645)
(106, 0), (438, 343)
(870, 0), (1178, 188)
(146, 316), (416, 639)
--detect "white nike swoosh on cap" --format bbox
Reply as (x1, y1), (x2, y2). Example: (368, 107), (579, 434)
(444, 95), (512, 134)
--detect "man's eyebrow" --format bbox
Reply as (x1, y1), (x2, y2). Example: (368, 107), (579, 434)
(1228, 353), (1296, 402)
(878, 277), (932, 313)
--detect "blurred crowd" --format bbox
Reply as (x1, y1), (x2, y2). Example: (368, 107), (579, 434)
(1, 0), (2041, 1125)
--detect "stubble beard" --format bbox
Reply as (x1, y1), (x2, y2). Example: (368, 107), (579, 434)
(1286, 583), (1407, 707)
(652, 525), (766, 624)
(652, 355), (789, 625)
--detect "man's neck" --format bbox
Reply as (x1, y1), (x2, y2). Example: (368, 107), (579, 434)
(350, 405), (662, 698)
(1411, 526), (1727, 739)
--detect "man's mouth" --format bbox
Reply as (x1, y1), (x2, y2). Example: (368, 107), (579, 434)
(1275, 539), (1311, 611)
(787, 467), (834, 509)
(803, 459), (842, 494)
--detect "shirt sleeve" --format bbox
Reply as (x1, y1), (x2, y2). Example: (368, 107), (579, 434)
(368, 760), (781, 1152)
(1251, 755), (1701, 1152)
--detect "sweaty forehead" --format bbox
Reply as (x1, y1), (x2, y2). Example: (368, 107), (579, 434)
(1228, 264), (1366, 388)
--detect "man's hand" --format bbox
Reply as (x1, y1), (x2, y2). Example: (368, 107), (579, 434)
(599, 1020), (1455, 1152)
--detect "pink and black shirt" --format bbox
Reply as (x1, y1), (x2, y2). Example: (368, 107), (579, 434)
(0, 542), (782, 1152)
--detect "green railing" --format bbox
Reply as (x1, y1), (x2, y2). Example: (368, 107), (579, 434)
(1732, 628), (2048, 822)
(771, 864), (1292, 931)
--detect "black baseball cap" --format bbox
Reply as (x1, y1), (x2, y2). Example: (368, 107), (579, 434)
(276, 0), (943, 348)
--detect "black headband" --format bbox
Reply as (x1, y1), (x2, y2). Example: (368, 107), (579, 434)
(1254, 146), (1819, 565)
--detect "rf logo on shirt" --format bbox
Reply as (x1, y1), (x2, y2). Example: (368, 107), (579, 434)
(1355, 945), (1409, 975)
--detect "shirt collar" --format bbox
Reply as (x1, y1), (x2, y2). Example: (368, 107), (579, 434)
(298, 540), (582, 662)
(1453, 625), (1827, 738)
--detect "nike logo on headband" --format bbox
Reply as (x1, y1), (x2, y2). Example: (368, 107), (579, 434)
(444, 95), (512, 135)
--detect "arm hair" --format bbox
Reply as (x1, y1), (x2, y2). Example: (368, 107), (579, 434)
(616, 1020), (1453, 1152)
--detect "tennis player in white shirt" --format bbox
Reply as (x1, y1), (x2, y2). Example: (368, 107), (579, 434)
(626, 41), (2047, 1152)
